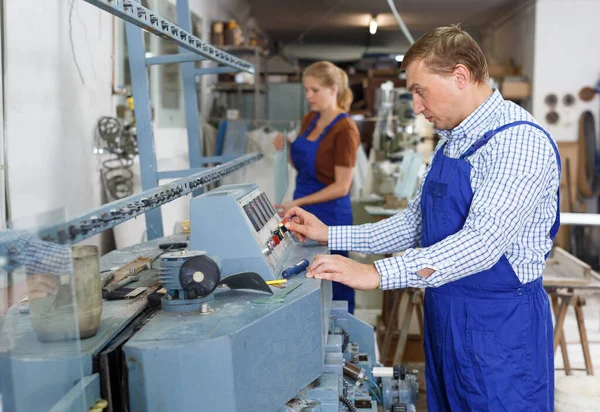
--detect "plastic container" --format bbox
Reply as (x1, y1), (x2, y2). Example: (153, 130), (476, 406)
(555, 376), (600, 412)
(29, 245), (102, 342)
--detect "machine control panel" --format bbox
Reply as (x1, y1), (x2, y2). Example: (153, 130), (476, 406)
(190, 184), (293, 280)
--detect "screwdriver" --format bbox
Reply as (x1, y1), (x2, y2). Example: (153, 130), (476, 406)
(281, 259), (310, 279)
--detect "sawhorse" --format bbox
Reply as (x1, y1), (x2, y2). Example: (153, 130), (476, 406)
(547, 287), (595, 375)
(377, 288), (424, 366)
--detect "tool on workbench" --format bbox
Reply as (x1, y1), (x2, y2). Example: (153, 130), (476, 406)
(218, 272), (273, 295)
(253, 282), (302, 304)
(103, 275), (140, 298)
(100, 256), (151, 289)
(100, 242), (187, 290)
(265, 279), (287, 285)
(281, 259), (310, 279)
(104, 286), (148, 301)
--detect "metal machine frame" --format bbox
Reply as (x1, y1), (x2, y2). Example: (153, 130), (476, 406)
(87, 0), (255, 240)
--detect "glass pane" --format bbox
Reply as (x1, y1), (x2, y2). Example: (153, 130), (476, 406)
(0, 215), (100, 411)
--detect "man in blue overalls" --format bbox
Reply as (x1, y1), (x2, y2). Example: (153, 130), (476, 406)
(283, 25), (560, 411)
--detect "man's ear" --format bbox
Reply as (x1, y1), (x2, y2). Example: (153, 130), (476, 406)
(454, 64), (470, 89)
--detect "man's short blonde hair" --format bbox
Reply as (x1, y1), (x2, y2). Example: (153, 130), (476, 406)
(400, 24), (489, 84)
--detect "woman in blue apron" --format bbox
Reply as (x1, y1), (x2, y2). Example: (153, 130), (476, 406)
(273, 61), (360, 313)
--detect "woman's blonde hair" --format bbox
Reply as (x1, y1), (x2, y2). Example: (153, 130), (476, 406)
(303, 61), (353, 112)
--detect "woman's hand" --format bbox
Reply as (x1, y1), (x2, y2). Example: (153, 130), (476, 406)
(273, 133), (285, 151)
(283, 206), (329, 245)
(273, 201), (297, 218)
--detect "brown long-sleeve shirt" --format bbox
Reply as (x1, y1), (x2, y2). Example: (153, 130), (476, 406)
(297, 111), (361, 185)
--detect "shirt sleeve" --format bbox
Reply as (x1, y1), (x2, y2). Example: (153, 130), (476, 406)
(333, 122), (360, 167)
(2, 231), (73, 275)
(374, 129), (559, 290)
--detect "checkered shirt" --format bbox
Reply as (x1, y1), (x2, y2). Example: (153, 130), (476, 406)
(1, 230), (73, 275)
(330, 89), (560, 289)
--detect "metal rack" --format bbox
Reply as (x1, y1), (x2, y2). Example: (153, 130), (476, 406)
(213, 45), (269, 122)
(32, 153), (261, 246)
(83, 0), (256, 240)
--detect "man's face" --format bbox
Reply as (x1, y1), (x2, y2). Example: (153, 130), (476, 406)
(406, 59), (462, 130)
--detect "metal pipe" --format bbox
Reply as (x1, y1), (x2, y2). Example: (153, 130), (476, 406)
(386, 0), (414, 45)
(343, 361), (366, 382)
(560, 213), (600, 226)
(372, 366), (394, 378)
(0, 0), (10, 227)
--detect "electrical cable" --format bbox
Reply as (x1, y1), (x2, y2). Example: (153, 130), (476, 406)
(96, 116), (138, 199)
(283, 0), (348, 46)
(367, 387), (382, 404)
(342, 379), (349, 398)
(364, 378), (383, 404)
(69, 0), (85, 85)
(339, 395), (357, 412)
(341, 328), (349, 353)
(386, 0), (414, 45)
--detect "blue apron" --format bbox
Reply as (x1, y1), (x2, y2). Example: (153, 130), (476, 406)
(421, 121), (560, 411)
(291, 112), (355, 313)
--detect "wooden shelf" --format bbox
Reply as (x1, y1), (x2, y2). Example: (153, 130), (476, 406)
(214, 82), (266, 93)
(219, 45), (268, 56)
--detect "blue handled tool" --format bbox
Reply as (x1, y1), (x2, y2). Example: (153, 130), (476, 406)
(281, 259), (309, 279)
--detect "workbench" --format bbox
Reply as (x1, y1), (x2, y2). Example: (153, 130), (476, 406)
(543, 248), (600, 376)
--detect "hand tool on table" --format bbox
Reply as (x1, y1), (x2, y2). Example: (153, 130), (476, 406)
(103, 286), (148, 301)
(281, 259), (310, 279)
(102, 275), (140, 298)
(217, 272), (273, 295)
(101, 242), (188, 293)
(253, 282), (302, 304)
(265, 279), (287, 285)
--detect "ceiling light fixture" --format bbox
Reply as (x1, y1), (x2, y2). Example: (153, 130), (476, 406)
(369, 15), (378, 35)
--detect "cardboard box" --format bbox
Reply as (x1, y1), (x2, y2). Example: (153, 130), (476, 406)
(501, 80), (531, 99)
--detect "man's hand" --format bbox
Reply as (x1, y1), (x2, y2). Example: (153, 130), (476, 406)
(26, 274), (60, 301)
(306, 254), (380, 291)
(283, 206), (329, 244)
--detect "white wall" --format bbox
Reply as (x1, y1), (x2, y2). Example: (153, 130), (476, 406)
(113, 0), (254, 248)
(5, 1), (112, 246)
(532, 0), (600, 141)
(4, 0), (252, 250)
(482, 1), (536, 79)
(481, 1), (536, 111)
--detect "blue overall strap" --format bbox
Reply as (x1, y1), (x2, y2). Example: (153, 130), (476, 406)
(317, 112), (349, 142)
(460, 120), (562, 242)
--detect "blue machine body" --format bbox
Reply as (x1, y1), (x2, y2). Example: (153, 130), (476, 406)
(0, 184), (412, 411)
(125, 245), (332, 412)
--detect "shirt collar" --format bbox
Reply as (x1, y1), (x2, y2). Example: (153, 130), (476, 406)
(437, 89), (504, 140)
